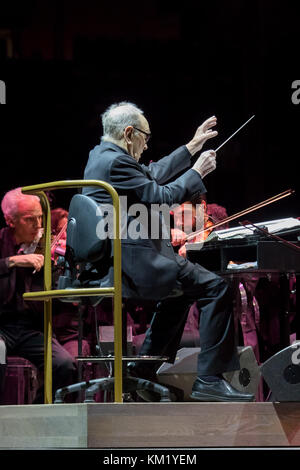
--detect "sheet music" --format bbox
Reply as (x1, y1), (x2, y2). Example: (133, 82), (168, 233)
(205, 217), (300, 241)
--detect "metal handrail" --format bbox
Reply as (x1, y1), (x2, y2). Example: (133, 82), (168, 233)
(21, 180), (122, 404)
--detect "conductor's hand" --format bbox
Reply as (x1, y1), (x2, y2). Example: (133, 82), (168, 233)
(8, 253), (45, 272)
(192, 150), (216, 178)
(186, 116), (218, 156)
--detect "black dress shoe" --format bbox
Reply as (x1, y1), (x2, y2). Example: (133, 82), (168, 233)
(190, 378), (255, 402)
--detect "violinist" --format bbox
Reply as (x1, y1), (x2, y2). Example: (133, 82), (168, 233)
(171, 193), (228, 258)
(0, 187), (77, 404)
(51, 208), (68, 261)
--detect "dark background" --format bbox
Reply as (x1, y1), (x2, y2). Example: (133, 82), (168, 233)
(0, 0), (299, 227)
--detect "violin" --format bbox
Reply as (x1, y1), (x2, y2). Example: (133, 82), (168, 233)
(172, 200), (214, 257)
(18, 228), (45, 255)
(50, 219), (67, 261)
(19, 218), (68, 265)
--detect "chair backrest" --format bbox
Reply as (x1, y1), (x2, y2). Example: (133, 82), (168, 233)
(66, 194), (110, 265)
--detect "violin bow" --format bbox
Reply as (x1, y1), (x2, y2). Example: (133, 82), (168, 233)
(51, 219), (68, 250)
(185, 189), (295, 241)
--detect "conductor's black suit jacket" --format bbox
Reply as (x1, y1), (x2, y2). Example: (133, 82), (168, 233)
(83, 140), (206, 300)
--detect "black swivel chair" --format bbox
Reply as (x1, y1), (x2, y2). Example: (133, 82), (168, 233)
(54, 193), (173, 403)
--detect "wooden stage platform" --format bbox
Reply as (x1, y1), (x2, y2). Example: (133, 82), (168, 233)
(1, 402), (300, 449)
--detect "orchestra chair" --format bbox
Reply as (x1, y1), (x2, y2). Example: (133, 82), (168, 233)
(21, 180), (171, 404)
(54, 192), (172, 403)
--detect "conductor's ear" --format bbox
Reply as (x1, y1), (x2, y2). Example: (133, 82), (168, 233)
(124, 125), (134, 144)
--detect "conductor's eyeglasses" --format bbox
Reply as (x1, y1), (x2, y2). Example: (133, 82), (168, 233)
(132, 126), (151, 143)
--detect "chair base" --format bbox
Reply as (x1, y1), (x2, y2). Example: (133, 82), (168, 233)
(54, 376), (173, 403)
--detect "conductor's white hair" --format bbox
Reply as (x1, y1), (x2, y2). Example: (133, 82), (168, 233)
(101, 101), (144, 141)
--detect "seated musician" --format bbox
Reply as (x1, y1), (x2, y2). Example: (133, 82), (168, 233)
(171, 193), (229, 258)
(0, 188), (77, 403)
(50, 208), (68, 259)
(170, 197), (281, 402)
(170, 197), (229, 247)
(82, 101), (254, 402)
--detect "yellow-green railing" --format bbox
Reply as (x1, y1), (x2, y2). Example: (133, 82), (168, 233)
(22, 180), (122, 404)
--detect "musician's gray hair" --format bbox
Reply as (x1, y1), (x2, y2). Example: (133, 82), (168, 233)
(101, 101), (144, 141)
(1, 187), (40, 224)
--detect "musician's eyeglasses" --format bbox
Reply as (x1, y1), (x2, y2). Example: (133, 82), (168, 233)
(132, 126), (151, 143)
(20, 215), (43, 225)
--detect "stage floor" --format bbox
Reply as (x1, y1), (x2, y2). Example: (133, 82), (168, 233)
(1, 402), (300, 449)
